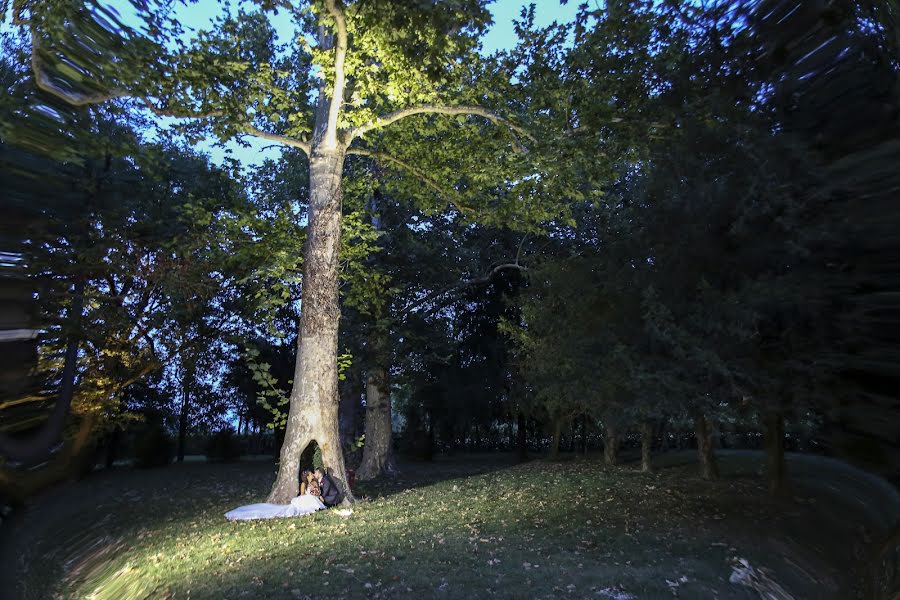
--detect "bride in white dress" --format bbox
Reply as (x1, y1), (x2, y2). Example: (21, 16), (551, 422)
(225, 470), (326, 521)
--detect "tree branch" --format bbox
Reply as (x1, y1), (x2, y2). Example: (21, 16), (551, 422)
(350, 104), (537, 148)
(242, 125), (311, 156)
(346, 147), (470, 213)
(394, 259), (527, 323)
(323, 0), (349, 148)
(12, 0), (30, 25)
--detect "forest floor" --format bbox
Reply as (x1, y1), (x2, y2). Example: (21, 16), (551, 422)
(1, 450), (897, 600)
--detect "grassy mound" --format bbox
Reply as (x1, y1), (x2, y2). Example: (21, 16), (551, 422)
(2, 452), (890, 599)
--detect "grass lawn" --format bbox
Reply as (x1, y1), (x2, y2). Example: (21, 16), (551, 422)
(1, 451), (895, 599)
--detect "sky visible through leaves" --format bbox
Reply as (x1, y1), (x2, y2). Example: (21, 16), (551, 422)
(106, 0), (581, 169)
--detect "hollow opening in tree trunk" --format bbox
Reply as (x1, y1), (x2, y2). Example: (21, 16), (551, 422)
(299, 439), (322, 474)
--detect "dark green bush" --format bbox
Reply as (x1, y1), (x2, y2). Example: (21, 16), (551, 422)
(134, 425), (175, 468)
(205, 429), (242, 463)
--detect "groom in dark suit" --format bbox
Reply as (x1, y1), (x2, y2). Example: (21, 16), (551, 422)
(314, 467), (344, 507)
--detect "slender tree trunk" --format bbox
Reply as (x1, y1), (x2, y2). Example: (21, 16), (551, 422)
(356, 364), (398, 479)
(268, 145), (353, 504)
(694, 412), (719, 481)
(640, 420), (654, 473)
(516, 412), (528, 462)
(764, 410), (786, 495)
(579, 414), (588, 456)
(177, 404), (188, 462)
(176, 363), (191, 463)
(549, 419), (562, 460)
(424, 414), (435, 461)
(603, 421), (620, 467)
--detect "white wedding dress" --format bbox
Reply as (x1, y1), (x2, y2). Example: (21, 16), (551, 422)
(225, 491), (326, 521)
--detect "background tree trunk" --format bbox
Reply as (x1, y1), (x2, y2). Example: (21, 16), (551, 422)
(549, 419), (562, 460)
(356, 364), (398, 480)
(603, 421), (620, 467)
(694, 412), (719, 481)
(176, 361), (193, 463)
(764, 410), (786, 495)
(640, 420), (654, 472)
(424, 414), (435, 461)
(579, 413), (588, 456)
(659, 418), (670, 452)
(267, 147), (354, 504)
(338, 374), (360, 449)
(516, 412), (528, 462)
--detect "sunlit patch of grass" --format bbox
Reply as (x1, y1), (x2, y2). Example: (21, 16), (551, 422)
(6, 452), (881, 599)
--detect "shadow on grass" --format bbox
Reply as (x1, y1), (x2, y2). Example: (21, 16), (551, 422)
(352, 452), (523, 501)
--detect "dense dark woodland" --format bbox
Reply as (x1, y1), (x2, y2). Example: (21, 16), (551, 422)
(1, 0), (899, 598)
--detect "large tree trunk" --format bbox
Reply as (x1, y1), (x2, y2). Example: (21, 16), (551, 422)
(764, 410), (786, 495)
(548, 419), (562, 460)
(694, 412), (719, 481)
(356, 364), (398, 480)
(603, 421), (620, 467)
(640, 420), (653, 472)
(267, 146), (353, 504)
(516, 412), (528, 462)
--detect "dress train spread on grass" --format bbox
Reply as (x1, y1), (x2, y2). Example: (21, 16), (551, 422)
(225, 492), (325, 521)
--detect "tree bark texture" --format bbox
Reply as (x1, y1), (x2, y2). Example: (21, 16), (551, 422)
(356, 363), (398, 480)
(268, 148), (353, 504)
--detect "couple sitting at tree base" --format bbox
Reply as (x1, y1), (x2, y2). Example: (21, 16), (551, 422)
(297, 467), (344, 509)
(224, 467), (344, 521)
